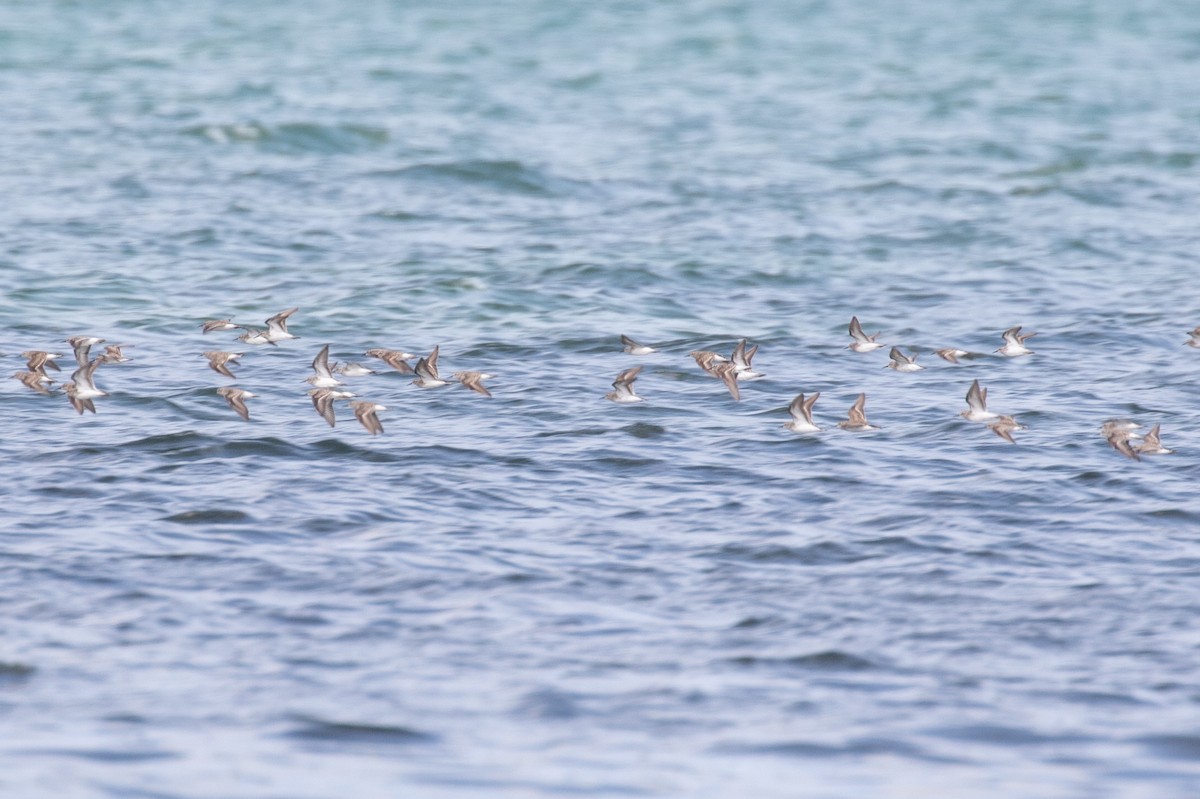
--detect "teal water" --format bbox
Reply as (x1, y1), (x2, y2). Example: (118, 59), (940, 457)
(4, 2), (1200, 797)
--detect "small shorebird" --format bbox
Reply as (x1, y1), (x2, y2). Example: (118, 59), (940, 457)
(98, 344), (132, 364)
(838, 393), (879, 431)
(847, 317), (884, 353)
(263, 307), (299, 342)
(216, 387), (255, 421)
(731, 339), (764, 380)
(996, 326), (1036, 357)
(23, 351), (63, 374)
(960, 379), (998, 422)
(201, 319), (240, 334)
(886, 346), (924, 372)
(412, 346), (449, 388)
(306, 344), (343, 388)
(308, 387), (356, 427)
(1185, 327), (1200, 348)
(987, 415), (1026, 444)
(935, 348), (970, 364)
(13, 370), (54, 394)
(70, 358), (106, 400)
(689, 350), (728, 374)
(63, 382), (96, 414)
(203, 351), (243, 378)
(236, 328), (275, 346)
(453, 371), (494, 397)
(365, 348), (416, 374)
(350, 400), (387, 435)
(621, 335), (657, 356)
(1137, 424), (1174, 455)
(783, 392), (821, 433)
(66, 335), (105, 367)
(605, 366), (643, 403)
(1101, 421), (1143, 461)
(335, 362), (377, 377)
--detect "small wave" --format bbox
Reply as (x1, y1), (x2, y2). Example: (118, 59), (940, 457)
(368, 159), (596, 198)
(929, 723), (1092, 746)
(716, 736), (950, 762)
(15, 747), (180, 763)
(725, 650), (877, 672)
(114, 433), (305, 461)
(184, 122), (388, 153)
(1135, 734), (1200, 761)
(308, 438), (402, 462)
(514, 688), (582, 720)
(594, 456), (662, 468)
(0, 661), (35, 682)
(624, 422), (668, 439)
(283, 714), (435, 744)
(163, 509), (255, 525)
(708, 541), (874, 566)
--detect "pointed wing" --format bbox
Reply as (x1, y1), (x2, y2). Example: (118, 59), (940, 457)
(848, 316), (867, 342)
(847, 393), (868, 425)
(965, 380), (985, 413)
(802, 391), (820, 421)
(310, 391), (337, 427)
(71, 340), (92, 367)
(70, 358), (101, 391)
(224, 391), (251, 421)
(612, 366), (642, 390)
(787, 394), (806, 421)
(731, 339), (748, 369)
(354, 403), (383, 434)
(1141, 424), (1162, 449)
(991, 424), (1016, 444)
(208, 354), (236, 378)
(715, 363), (740, 401)
(425, 345), (440, 378)
(312, 344), (333, 378)
(1107, 434), (1140, 461)
(67, 389), (88, 414)
(459, 373), (492, 397)
(264, 307), (298, 335)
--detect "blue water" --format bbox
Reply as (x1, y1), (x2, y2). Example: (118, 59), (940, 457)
(4, 2), (1200, 796)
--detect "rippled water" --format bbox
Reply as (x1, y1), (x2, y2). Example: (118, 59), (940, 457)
(4, 1), (1200, 796)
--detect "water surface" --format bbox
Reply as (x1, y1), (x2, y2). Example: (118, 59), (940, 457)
(3, 1), (1200, 796)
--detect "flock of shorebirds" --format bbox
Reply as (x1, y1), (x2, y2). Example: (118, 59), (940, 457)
(11, 307), (493, 436)
(616, 320), (1174, 460)
(6, 309), (1182, 459)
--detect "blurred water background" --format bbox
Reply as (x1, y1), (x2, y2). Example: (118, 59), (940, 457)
(3, 1), (1200, 796)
